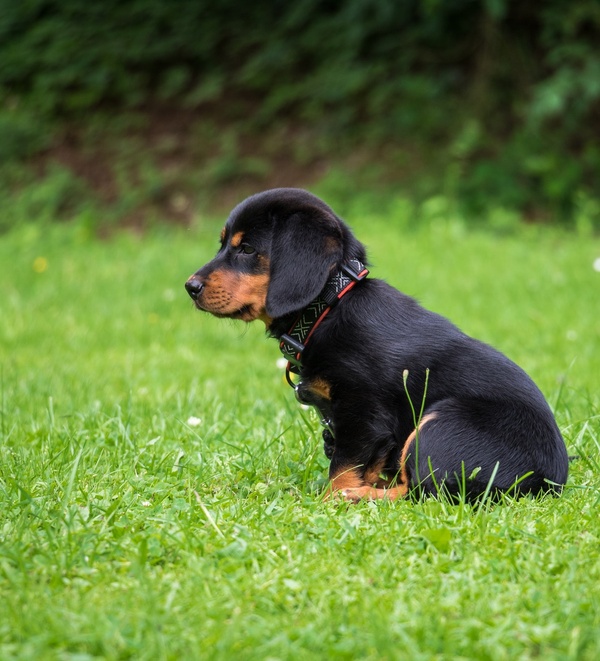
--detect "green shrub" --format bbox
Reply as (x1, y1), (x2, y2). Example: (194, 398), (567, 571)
(1, 0), (599, 223)
(0, 110), (49, 162)
(0, 163), (93, 231)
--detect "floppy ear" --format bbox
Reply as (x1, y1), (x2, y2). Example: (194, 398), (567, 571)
(265, 210), (343, 318)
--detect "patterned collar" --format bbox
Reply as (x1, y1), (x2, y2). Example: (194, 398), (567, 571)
(279, 259), (368, 377)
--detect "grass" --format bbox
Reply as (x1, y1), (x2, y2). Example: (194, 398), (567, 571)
(0, 206), (599, 660)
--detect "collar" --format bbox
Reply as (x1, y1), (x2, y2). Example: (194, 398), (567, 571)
(279, 259), (368, 378)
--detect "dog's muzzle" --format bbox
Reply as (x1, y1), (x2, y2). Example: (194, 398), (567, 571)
(185, 276), (204, 301)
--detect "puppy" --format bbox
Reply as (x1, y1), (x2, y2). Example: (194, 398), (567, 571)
(185, 188), (569, 501)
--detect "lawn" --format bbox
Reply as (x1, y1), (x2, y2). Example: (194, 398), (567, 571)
(1, 204), (599, 660)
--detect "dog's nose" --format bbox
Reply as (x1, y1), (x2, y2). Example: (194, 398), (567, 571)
(185, 277), (204, 301)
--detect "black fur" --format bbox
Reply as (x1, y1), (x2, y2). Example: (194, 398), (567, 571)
(186, 188), (569, 501)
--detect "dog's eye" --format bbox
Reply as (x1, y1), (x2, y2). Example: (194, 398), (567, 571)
(240, 244), (256, 255)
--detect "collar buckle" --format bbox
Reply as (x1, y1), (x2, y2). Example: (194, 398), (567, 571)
(340, 260), (368, 282)
(280, 333), (305, 367)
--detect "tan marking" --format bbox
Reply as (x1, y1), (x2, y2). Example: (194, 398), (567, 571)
(326, 465), (406, 502)
(220, 227), (226, 243)
(341, 484), (409, 502)
(399, 412), (438, 488)
(363, 459), (390, 488)
(328, 461), (411, 502)
(330, 466), (363, 492)
(201, 270), (270, 322)
(230, 231), (244, 248)
(307, 377), (331, 401)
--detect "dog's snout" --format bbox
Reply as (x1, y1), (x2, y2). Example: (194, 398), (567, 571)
(185, 276), (204, 301)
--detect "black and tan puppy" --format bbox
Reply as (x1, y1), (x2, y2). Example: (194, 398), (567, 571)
(185, 188), (568, 502)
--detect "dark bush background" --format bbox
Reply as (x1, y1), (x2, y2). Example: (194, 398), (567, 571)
(1, 0), (599, 226)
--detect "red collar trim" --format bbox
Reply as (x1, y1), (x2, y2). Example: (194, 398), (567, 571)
(279, 259), (368, 382)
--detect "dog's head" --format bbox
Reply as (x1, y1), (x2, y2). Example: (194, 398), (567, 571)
(185, 188), (367, 325)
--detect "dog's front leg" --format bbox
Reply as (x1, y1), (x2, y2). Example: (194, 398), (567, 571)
(327, 444), (409, 503)
(321, 397), (410, 502)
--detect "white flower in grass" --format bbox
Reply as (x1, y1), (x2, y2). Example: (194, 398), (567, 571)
(593, 257), (600, 273)
(186, 416), (202, 427)
(276, 357), (288, 369)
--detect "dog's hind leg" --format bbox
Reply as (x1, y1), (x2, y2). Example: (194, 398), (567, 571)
(402, 399), (567, 499)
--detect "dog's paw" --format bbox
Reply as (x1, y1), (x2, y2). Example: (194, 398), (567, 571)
(340, 487), (372, 503)
(340, 485), (409, 502)
(324, 487), (380, 503)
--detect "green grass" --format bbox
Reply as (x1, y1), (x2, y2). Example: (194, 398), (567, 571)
(1, 208), (599, 660)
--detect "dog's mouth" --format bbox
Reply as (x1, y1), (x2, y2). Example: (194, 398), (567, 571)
(195, 299), (255, 321)
(230, 305), (253, 320)
(211, 305), (252, 320)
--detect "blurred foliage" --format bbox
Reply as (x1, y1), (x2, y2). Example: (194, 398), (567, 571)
(0, 162), (93, 232)
(1, 0), (599, 225)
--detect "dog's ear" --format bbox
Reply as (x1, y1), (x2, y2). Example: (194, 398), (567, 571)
(265, 209), (343, 318)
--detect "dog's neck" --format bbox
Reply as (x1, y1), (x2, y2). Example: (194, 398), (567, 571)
(272, 259), (368, 371)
